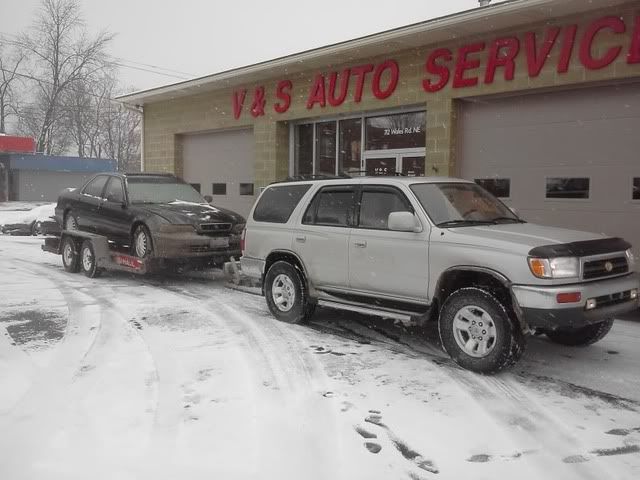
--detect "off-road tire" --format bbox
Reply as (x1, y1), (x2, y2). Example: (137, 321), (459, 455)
(132, 225), (153, 258)
(439, 287), (526, 374)
(61, 236), (80, 273)
(264, 261), (315, 324)
(546, 319), (614, 346)
(80, 239), (102, 278)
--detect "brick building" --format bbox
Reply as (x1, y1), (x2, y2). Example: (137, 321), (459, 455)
(118, 0), (640, 250)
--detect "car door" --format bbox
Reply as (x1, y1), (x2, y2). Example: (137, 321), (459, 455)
(76, 175), (109, 231)
(99, 177), (132, 243)
(349, 185), (430, 302)
(291, 185), (356, 290)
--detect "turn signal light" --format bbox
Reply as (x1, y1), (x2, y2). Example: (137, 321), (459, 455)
(556, 292), (582, 304)
(529, 258), (548, 278)
(631, 289), (638, 300)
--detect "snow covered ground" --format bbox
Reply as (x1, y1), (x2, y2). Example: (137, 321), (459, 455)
(0, 235), (639, 480)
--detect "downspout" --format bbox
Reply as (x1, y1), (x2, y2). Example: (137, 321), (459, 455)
(119, 101), (144, 172)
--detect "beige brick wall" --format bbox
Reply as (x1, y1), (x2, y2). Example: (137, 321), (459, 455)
(143, 4), (640, 184)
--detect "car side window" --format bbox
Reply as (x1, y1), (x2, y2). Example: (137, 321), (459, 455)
(82, 176), (108, 198)
(104, 177), (125, 203)
(358, 187), (412, 230)
(303, 186), (356, 227)
(253, 184), (311, 223)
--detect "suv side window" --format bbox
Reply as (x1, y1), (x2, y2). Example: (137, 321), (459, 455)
(303, 186), (356, 227)
(253, 184), (311, 223)
(104, 177), (125, 203)
(358, 187), (412, 230)
(82, 175), (108, 198)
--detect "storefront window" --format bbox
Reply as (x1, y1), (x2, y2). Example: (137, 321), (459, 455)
(338, 118), (362, 175)
(315, 121), (337, 175)
(295, 124), (313, 176)
(365, 112), (426, 150)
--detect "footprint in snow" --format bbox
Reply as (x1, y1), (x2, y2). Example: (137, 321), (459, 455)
(355, 426), (377, 439)
(563, 444), (640, 463)
(365, 442), (382, 454)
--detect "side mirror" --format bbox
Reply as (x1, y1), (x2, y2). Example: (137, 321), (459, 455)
(204, 195), (213, 203)
(388, 211), (421, 232)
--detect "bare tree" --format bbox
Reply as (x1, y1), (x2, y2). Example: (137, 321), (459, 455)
(0, 43), (25, 134)
(102, 93), (141, 171)
(18, 0), (113, 153)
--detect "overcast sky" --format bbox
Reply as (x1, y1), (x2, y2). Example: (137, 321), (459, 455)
(1, 0), (480, 92)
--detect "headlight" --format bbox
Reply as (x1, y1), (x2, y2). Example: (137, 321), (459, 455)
(159, 224), (195, 233)
(528, 257), (579, 279)
(626, 249), (636, 271)
(232, 223), (246, 234)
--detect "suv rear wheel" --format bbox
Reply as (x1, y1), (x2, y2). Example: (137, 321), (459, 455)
(264, 261), (315, 324)
(545, 320), (614, 346)
(439, 287), (525, 374)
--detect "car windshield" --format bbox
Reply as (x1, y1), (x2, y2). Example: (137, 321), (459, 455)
(410, 182), (521, 227)
(126, 177), (206, 204)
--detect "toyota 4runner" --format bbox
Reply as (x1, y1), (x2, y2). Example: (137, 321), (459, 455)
(240, 177), (639, 373)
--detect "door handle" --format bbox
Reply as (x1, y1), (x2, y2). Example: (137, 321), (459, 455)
(353, 240), (367, 248)
(295, 235), (306, 243)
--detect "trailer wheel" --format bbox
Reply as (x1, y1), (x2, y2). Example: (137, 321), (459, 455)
(61, 236), (80, 273)
(80, 239), (102, 278)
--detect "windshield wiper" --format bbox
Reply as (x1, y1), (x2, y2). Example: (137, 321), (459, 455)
(490, 216), (526, 224)
(436, 219), (495, 228)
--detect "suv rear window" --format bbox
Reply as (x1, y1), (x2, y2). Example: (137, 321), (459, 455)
(253, 184), (311, 223)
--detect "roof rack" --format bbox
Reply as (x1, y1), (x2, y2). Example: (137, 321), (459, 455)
(272, 170), (407, 184)
(347, 170), (407, 177)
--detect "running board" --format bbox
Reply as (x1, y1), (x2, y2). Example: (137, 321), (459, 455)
(316, 299), (413, 322)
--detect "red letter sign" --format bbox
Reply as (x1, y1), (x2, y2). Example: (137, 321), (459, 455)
(453, 42), (485, 88)
(306, 74), (326, 109)
(579, 16), (626, 69)
(274, 80), (292, 113)
(525, 27), (560, 77)
(423, 48), (452, 92)
(372, 60), (399, 99)
(484, 37), (520, 83)
(250, 86), (266, 117)
(558, 25), (578, 73)
(627, 15), (640, 64)
(328, 69), (350, 107)
(351, 64), (375, 102)
(232, 89), (247, 120)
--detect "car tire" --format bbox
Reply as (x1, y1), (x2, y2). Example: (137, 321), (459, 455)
(80, 239), (102, 278)
(64, 212), (79, 231)
(132, 225), (153, 258)
(438, 287), (526, 374)
(264, 261), (315, 324)
(545, 319), (614, 346)
(61, 236), (80, 273)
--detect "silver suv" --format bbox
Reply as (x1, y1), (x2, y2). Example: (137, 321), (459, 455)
(241, 177), (639, 373)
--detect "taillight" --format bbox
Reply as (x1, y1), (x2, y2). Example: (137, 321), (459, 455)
(240, 228), (246, 254)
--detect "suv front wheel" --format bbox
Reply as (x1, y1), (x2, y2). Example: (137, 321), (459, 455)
(439, 287), (526, 374)
(264, 261), (315, 324)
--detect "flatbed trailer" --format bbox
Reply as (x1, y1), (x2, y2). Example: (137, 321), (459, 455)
(42, 230), (150, 277)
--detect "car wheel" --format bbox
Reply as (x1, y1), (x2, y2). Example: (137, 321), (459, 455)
(133, 225), (153, 258)
(438, 287), (526, 374)
(61, 236), (80, 273)
(64, 212), (79, 231)
(80, 239), (102, 278)
(264, 261), (315, 324)
(545, 320), (614, 346)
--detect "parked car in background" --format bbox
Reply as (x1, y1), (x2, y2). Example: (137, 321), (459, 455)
(241, 176), (639, 374)
(55, 173), (245, 268)
(0, 203), (58, 236)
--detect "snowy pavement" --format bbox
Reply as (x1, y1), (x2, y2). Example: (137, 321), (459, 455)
(0, 235), (639, 480)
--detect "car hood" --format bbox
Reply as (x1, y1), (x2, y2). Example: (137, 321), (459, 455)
(136, 202), (245, 226)
(440, 222), (607, 255)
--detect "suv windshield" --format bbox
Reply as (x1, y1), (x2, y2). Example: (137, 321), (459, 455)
(410, 182), (522, 227)
(127, 177), (205, 204)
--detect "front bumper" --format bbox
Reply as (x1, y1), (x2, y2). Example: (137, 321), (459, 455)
(512, 273), (640, 330)
(154, 231), (241, 261)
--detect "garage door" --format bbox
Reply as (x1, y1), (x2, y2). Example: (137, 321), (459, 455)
(458, 83), (640, 255)
(182, 129), (255, 218)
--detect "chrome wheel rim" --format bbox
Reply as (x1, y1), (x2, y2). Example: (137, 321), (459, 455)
(82, 246), (93, 271)
(135, 231), (148, 257)
(65, 215), (78, 231)
(63, 242), (74, 266)
(271, 274), (296, 312)
(452, 305), (497, 358)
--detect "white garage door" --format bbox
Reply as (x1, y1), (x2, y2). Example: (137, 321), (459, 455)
(182, 129), (255, 218)
(458, 83), (640, 255)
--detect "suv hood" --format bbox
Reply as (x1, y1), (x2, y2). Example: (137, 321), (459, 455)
(137, 202), (245, 226)
(441, 222), (607, 255)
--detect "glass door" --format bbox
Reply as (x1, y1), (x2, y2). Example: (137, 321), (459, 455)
(401, 155), (426, 177)
(363, 152), (426, 177)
